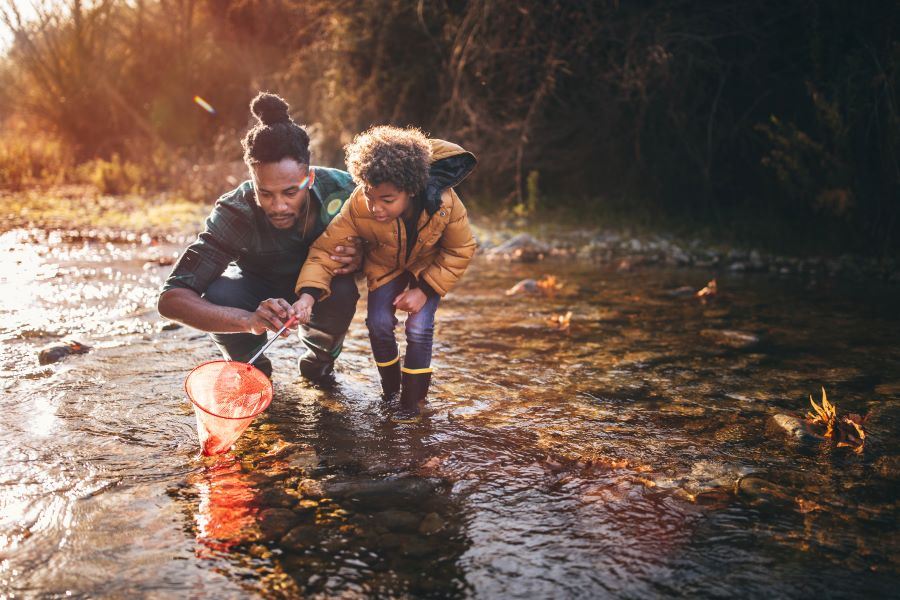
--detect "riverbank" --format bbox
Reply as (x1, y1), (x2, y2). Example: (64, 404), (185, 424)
(3, 187), (898, 285)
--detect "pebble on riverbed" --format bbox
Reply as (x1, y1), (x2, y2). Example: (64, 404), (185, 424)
(769, 414), (824, 442)
(37, 340), (91, 365)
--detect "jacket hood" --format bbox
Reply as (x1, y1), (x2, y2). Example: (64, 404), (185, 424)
(421, 139), (477, 215)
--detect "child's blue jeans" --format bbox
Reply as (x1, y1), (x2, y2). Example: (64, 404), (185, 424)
(366, 272), (441, 371)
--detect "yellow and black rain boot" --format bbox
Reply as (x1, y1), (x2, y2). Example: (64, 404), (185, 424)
(396, 367), (432, 422)
(376, 356), (401, 399)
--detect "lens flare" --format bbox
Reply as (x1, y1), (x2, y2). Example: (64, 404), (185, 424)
(193, 95), (216, 115)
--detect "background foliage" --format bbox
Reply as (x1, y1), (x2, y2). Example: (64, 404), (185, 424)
(1, 0), (897, 253)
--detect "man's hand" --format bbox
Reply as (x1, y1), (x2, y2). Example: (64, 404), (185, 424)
(331, 236), (365, 275)
(393, 288), (427, 314)
(247, 298), (296, 336)
(291, 293), (316, 325)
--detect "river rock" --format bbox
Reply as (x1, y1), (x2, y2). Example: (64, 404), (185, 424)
(770, 414), (822, 442)
(157, 321), (182, 332)
(699, 329), (760, 349)
(297, 478), (325, 500)
(505, 278), (538, 295)
(256, 487), (298, 508)
(280, 524), (321, 551)
(38, 341), (91, 365)
(735, 476), (794, 506)
(418, 512), (445, 535)
(258, 508), (299, 541)
(488, 233), (550, 262)
(874, 382), (900, 396)
(325, 477), (441, 504)
(374, 510), (421, 532)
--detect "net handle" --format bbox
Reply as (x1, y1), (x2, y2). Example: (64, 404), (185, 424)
(248, 316), (298, 365)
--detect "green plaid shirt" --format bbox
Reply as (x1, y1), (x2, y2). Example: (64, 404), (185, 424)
(162, 166), (356, 295)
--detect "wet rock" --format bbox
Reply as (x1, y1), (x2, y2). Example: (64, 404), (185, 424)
(258, 508), (299, 541)
(374, 510), (421, 532)
(325, 477), (442, 505)
(257, 487), (297, 509)
(280, 524), (321, 551)
(157, 321), (182, 332)
(699, 329), (760, 349)
(735, 476), (794, 506)
(38, 341), (91, 365)
(418, 512), (445, 535)
(666, 286), (695, 297)
(874, 456), (900, 480)
(297, 478), (326, 500)
(293, 499), (319, 516)
(770, 414), (823, 442)
(505, 278), (538, 296)
(248, 544), (272, 559)
(488, 233), (550, 262)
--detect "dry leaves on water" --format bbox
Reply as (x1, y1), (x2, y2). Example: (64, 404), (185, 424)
(805, 387), (868, 453)
(696, 278), (717, 299)
(547, 311), (573, 332)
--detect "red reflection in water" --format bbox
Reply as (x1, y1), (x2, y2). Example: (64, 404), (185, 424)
(192, 458), (260, 556)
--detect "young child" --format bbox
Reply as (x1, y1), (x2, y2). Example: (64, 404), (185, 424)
(292, 126), (477, 417)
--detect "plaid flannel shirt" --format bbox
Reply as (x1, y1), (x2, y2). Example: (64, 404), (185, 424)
(161, 166), (355, 295)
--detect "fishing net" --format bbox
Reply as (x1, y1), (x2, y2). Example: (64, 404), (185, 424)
(185, 360), (273, 456)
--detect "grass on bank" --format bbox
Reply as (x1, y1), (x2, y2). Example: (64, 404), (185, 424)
(0, 186), (209, 234)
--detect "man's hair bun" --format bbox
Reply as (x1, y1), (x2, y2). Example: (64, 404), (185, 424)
(250, 92), (291, 126)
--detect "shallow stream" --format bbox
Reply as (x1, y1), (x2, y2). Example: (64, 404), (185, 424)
(1, 228), (898, 598)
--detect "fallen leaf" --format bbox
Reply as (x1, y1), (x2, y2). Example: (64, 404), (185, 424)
(696, 278), (717, 299)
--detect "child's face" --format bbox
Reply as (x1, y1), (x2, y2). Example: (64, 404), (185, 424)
(363, 182), (412, 223)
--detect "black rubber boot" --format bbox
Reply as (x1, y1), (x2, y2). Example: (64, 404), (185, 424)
(377, 362), (401, 399)
(298, 356), (336, 389)
(250, 356), (273, 379)
(396, 370), (431, 421)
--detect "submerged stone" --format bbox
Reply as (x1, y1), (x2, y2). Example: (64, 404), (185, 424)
(297, 478), (325, 500)
(258, 508), (299, 541)
(418, 512), (445, 535)
(280, 524), (321, 551)
(256, 487), (298, 509)
(699, 329), (760, 349)
(374, 510), (421, 532)
(770, 414), (822, 442)
(38, 341), (91, 365)
(735, 476), (794, 506)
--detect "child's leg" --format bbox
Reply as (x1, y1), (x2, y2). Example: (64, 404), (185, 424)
(399, 293), (441, 414)
(365, 274), (408, 396)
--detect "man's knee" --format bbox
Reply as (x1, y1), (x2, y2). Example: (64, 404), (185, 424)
(325, 274), (360, 307)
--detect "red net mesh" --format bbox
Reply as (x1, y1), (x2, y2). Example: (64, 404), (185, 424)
(185, 360), (273, 419)
(185, 361), (273, 455)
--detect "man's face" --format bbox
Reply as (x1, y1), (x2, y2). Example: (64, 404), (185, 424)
(250, 159), (314, 229)
(364, 181), (412, 223)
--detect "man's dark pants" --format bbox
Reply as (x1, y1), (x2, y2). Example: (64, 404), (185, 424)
(202, 267), (359, 379)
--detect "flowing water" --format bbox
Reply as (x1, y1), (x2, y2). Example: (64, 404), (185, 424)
(1, 228), (899, 598)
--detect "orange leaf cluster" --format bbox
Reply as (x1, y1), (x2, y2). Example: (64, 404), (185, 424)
(537, 275), (564, 295)
(805, 387), (868, 453)
(696, 278), (717, 299)
(547, 311), (572, 331)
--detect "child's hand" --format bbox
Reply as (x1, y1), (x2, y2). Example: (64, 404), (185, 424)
(291, 293), (316, 325)
(393, 288), (427, 314)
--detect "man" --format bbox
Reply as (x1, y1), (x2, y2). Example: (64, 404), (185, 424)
(157, 92), (361, 383)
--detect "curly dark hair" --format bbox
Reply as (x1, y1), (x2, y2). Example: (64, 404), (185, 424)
(344, 126), (431, 194)
(241, 92), (310, 165)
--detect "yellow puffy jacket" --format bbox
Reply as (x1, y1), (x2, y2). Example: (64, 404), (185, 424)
(295, 139), (477, 300)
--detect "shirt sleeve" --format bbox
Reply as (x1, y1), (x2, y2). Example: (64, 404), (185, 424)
(160, 202), (249, 295)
